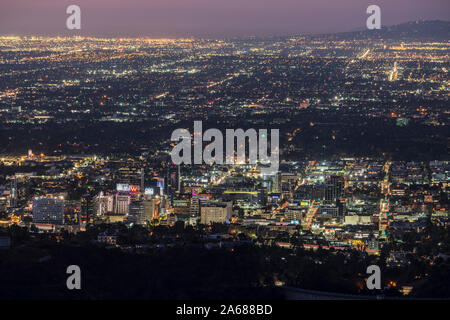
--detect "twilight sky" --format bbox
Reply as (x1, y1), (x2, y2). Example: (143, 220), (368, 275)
(0, 0), (449, 37)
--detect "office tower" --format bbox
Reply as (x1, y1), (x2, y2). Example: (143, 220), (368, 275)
(129, 199), (143, 224)
(118, 164), (143, 188)
(271, 171), (282, 193)
(32, 197), (65, 225)
(94, 193), (114, 216)
(325, 176), (345, 203)
(10, 176), (17, 208)
(262, 174), (273, 193)
(337, 198), (346, 218)
(140, 170), (145, 192)
(200, 201), (232, 225)
(114, 194), (130, 214)
(257, 188), (267, 206)
(141, 199), (157, 224)
(81, 194), (94, 223)
(166, 163), (180, 198)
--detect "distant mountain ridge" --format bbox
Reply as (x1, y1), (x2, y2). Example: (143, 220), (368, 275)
(317, 20), (450, 41)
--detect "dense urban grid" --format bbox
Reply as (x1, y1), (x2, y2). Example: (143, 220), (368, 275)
(0, 21), (449, 299)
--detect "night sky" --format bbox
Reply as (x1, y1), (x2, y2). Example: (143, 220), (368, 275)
(1, 0), (449, 37)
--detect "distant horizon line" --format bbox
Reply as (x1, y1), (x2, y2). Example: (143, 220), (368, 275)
(1, 19), (447, 41)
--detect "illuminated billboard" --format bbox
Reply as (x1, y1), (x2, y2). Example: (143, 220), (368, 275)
(116, 184), (130, 192)
(117, 184), (140, 194)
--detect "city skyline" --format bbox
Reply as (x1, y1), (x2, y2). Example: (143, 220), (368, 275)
(0, 2), (448, 302)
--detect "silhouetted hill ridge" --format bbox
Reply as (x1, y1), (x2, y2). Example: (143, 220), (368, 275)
(318, 20), (450, 41)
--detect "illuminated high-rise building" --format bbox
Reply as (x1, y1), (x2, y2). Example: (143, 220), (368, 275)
(81, 194), (94, 223)
(200, 201), (232, 225)
(166, 163), (181, 198)
(10, 176), (17, 208)
(325, 176), (345, 203)
(114, 194), (130, 214)
(271, 171), (282, 193)
(94, 193), (114, 216)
